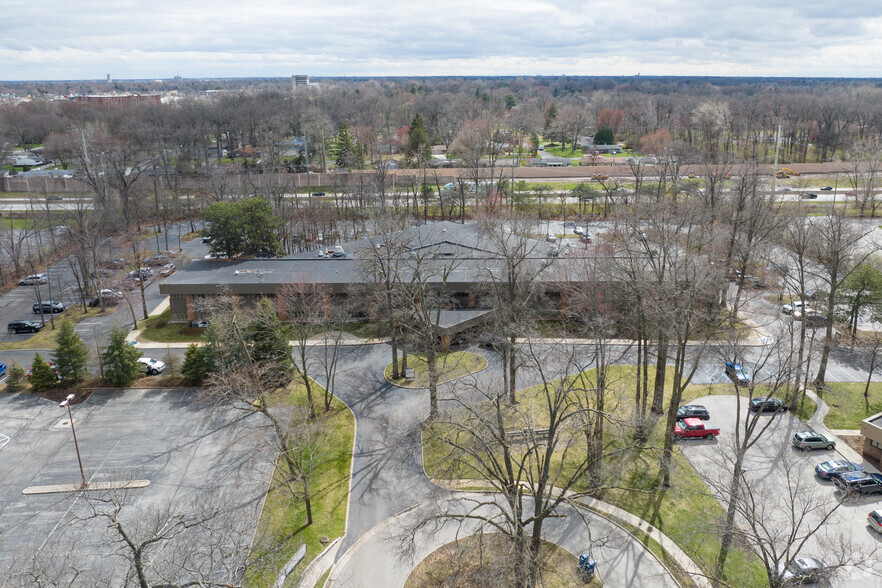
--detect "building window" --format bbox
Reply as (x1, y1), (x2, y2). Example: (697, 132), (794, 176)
(871, 440), (882, 450)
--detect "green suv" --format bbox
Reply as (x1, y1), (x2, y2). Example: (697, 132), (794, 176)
(792, 431), (836, 451)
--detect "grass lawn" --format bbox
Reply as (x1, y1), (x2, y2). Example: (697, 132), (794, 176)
(137, 309), (202, 343)
(246, 380), (355, 587)
(421, 365), (801, 587)
(385, 351), (488, 388)
(543, 145), (584, 159)
(0, 306), (117, 351)
(180, 231), (202, 242)
(820, 382), (882, 429)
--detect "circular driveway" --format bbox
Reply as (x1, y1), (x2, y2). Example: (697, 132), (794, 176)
(326, 492), (679, 588)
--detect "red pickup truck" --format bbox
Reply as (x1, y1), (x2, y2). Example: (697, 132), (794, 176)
(675, 417), (720, 440)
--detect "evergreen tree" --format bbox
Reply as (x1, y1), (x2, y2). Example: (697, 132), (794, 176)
(29, 352), (58, 392)
(246, 298), (293, 387)
(530, 133), (540, 157)
(5, 364), (26, 392)
(52, 319), (89, 384)
(333, 124), (360, 170)
(203, 196), (282, 258)
(594, 126), (615, 145)
(504, 94), (517, 110)
(102, 326), (143, 387)
(405, 113), (431, 165)
(181, 344), (208, 386)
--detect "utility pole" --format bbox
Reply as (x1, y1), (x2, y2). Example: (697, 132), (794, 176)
(60, 394), (88, 488)
(772, 124), (781, 194)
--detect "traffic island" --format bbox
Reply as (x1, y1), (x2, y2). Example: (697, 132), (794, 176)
(384, 351), (488, 389)
(23, 479), (150, 495)
(404, 534), (599, 588)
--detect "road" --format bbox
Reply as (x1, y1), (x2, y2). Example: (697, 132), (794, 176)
(328, 494), (678, 588)
(682, 395), (882, 586)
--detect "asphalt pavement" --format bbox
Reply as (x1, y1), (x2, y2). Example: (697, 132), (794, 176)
(682, 395), (882, 587)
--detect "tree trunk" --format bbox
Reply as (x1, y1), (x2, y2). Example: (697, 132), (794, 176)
(715, 453), (744, 578)
(651, 336), (668, 415)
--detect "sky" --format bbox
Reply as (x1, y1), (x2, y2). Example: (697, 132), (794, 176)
(4, 0), (882, 81)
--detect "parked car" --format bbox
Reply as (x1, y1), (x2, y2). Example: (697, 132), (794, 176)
(800, 192), (818, 199)
(781, 300), (809, 315)
(674, 418), (719, 440)
(573, 225), (586, 236)
(546, 233), (557, 243)
(19, 273), (47, 286)
(725, 362), (751, 386)
(201, 235), (213, 243)
(138, 357), (167, 376)
(48, 194), (63, 200)
(189, 320), (209, 328)
(792, 431), (836, 451)
(778, 557), (830, 584)
(834, 472), (882, 497)
(128, 268), (152, 280)
(750, 397), (788, 413)
(311, 191), (326, 197)
(7, 320), (44, 334)
(159, 263), (176, 277)
(0, 363), (7, 378)
(88, 289), (122, 307)
(677, 405), (711, 420)
(868, 510), (882, 534)
(815, 459), (863, 481)
(32, 301), (65, 314)
(122, 278), (140, 291)
(820, 186), (833, 191)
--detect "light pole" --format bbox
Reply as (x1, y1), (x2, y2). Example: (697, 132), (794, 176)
(59, 393), (87, 488)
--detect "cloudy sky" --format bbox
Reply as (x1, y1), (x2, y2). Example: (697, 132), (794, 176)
(4, 0), (881, 80)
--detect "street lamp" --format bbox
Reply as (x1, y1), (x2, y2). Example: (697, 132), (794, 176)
(59, 393), (88, 488)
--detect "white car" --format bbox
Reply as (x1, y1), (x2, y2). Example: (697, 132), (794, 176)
(138, 357), (166, 376)
(573, 225), (586, 236)
(782, 300), (809, 316)
(19, 273), (48, 286)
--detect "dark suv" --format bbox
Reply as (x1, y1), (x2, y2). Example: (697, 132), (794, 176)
(750, 397), (788, 413)
(32, 301), (65, 314)
(7, 320), (44, 334)
(677, 405), (711, 420)
(834, 472), (882, 497)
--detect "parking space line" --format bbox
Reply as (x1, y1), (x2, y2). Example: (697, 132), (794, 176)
(0, 433), (9, 451)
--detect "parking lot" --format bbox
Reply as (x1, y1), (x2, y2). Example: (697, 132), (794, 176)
(0, 388), (274, 582)
(680, 395), (882, 586)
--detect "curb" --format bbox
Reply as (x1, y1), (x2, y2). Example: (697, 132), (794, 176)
(804, 388), (880, 475)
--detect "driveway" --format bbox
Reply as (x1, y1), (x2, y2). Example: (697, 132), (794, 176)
(681, 395), (882, 586)
(0, 388), (274, 582)
(328, 494), (678, 588)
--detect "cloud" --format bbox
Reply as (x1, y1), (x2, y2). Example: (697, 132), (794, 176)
(3, 0), (880, 79)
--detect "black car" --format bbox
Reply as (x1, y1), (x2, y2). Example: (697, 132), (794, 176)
(677, 405), (711, 420)
(834, 472), (882, 497)
(750, 397), (788, 412)
(820, 186), (833, 191)
(189, 320), (209, 328)
(800, 192), (818, 199)
(7, 320), (44, 334)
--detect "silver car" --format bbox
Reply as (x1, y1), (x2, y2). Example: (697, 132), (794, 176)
(19, 273), (47, 286)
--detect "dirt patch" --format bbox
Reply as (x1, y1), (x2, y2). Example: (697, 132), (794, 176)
(31, 388), (94, 405)
(839, 434), (865, 455)
(405, 533), (599, 588)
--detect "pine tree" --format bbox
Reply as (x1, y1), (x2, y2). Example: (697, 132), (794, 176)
(405, 113), (431, 165)
(181, 344), (207, 386)
(29, 352), (58, 392)
(5, 364), (26, 392)
(101, 326), (143, 387)
(544, 103), (558, 134)
(333, 124), (359, 170)
(52, 319), (89, 384)
(246, 298), (293, 387)
(594, 126), (615, 145)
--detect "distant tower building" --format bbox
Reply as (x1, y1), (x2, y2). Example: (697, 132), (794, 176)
(292, 75), (310, 90)
(106, 73), (112, 84)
